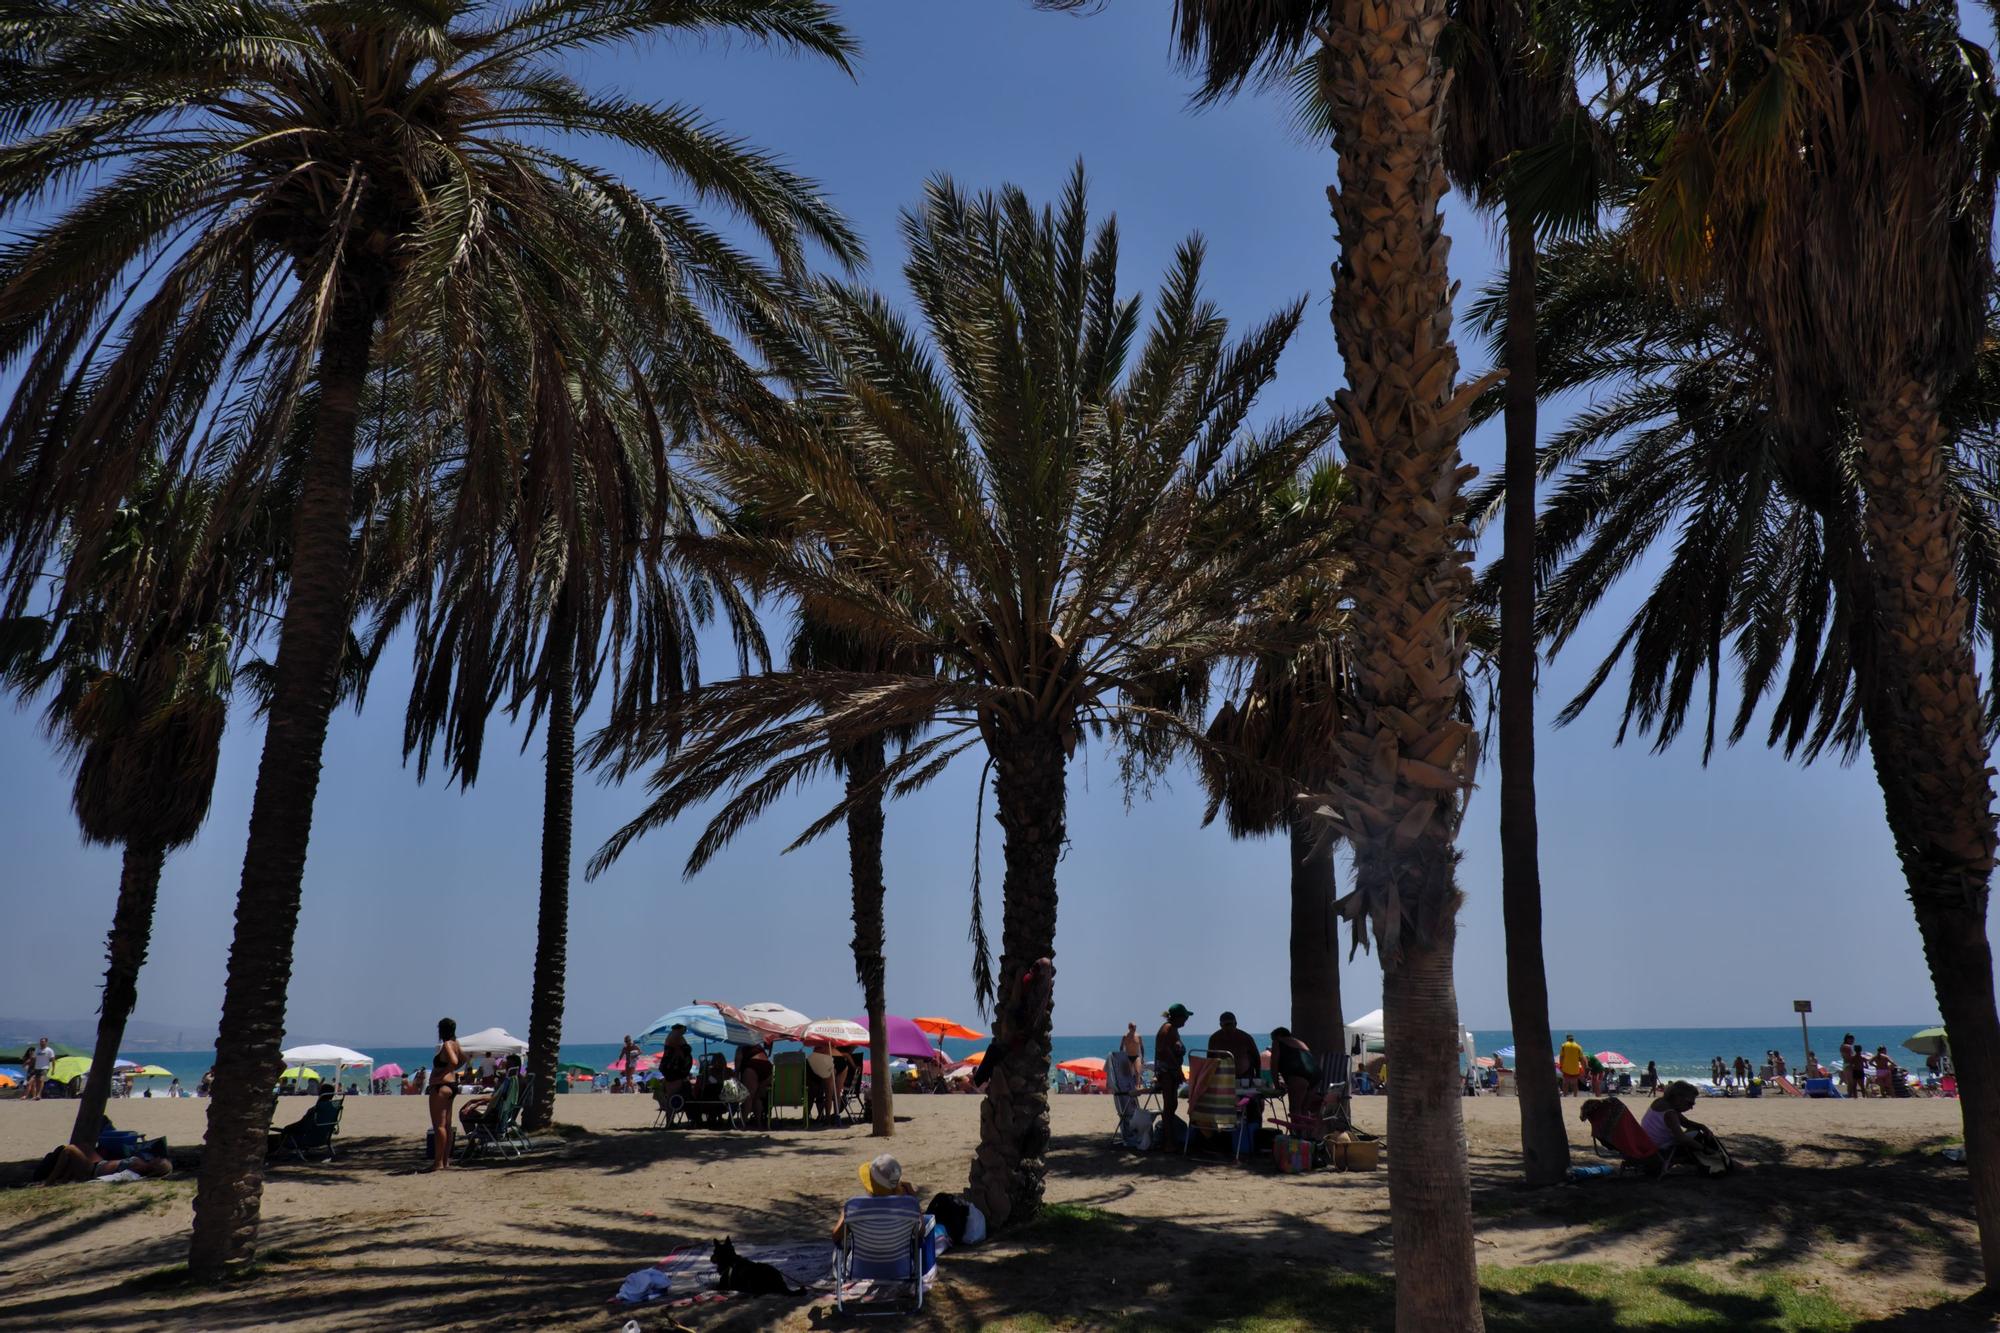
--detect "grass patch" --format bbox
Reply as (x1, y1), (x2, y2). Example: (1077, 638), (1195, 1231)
(0, 1186), (94, 1221)
(1019, 1202), (1124, 1241)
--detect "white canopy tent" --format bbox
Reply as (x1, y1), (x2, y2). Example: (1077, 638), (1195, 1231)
(456, 1027), (529, 1058)
(280, 1043), (374, 1092)
(1341, 1009), (1477, 1069)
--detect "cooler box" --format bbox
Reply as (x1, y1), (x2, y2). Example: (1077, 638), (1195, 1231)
(1803, 1077), (1836, 1098)
(96, 1129), (140, 1157)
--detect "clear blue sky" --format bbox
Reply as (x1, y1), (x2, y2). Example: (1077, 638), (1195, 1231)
(0, 2), (1984, 1046)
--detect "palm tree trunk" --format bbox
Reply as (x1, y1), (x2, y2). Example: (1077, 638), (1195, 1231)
(1378, 882), (1481, 1327)
(844, 734), (893, 1138)
(188, 292), (378, 1279)
(1500, 208), (1569, 1187)
(70, 842), (166, 1149)
(966, 726), (1066, 1230)
(1854, 379), (2000, 1287)
(1288, 816), (1343, 1057)
(1316, 6), (1486, 1326)
(524, 591), (576, 1133)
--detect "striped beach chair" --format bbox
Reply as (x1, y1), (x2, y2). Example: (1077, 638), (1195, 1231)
(832, 1195), (933, 1315)
(1185, 1051), (1241, 1162)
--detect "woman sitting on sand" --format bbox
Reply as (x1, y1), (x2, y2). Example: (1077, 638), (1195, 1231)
(1642, 1080), (1732, 1175)
(427, 1017), (464, 1172)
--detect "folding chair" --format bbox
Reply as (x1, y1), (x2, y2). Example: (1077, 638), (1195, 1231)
(650, 1079), (684, 1128)
(276, 1096), (344, 1163)
(1580, 1098), (1671, 1177)
(769, 1053), (810, 1124)
(832, 1195), (932, 1315)
(461, 1077), (528, 1160)
(1184, 1052), (1241, 1162)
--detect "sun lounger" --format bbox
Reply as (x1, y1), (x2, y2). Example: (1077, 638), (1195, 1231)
(274, 1096), (343, 1163)
(833, 1195), (934, 1315)
(1580, 1098), (1668, 1177)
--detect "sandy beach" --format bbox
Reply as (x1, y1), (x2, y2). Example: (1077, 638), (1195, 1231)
(0, 1089), (1985, 1330)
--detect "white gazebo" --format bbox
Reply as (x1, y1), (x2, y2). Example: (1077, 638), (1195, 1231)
(1341, 1009), (1477, 1068)
(280, 1043), (375, 1092)
(456, 1027), (529, 1058)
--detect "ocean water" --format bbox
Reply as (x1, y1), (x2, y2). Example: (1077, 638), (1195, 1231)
(79, 1023), (1936, 1093)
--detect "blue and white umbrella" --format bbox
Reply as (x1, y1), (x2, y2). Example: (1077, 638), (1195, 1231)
(639, 1003), (758, 1046)
(1494, 1046), (1517, 1060)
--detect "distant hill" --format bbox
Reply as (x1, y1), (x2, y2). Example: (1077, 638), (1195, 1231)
(0, 1017), (207, 1052)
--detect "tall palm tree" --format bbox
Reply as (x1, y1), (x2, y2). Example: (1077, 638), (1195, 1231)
(1569, 1), (2000, 1285)
(1195, 463), (1349, 1058)
(1167, 4), (1494, 1325)
(0, 475), (234, 1150)
(1473, 229), (2000, 1285)
(591, 166), (1341, 1228)
(0, 0), (859, 1276)
(1437, 0), (1590, 1189)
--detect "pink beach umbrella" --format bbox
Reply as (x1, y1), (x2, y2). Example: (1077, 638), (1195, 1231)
(1595, 1051), (1636, 1070)
(373, 1063), (406, 1080)
(850, 1014), (938, 1061)
(605, 1053), (658, 1074)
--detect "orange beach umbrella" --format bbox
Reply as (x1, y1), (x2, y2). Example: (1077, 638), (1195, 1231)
(912, 1017), (986, 1041)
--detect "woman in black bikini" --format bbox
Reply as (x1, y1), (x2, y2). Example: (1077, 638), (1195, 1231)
(428, 1017), (463, 1171)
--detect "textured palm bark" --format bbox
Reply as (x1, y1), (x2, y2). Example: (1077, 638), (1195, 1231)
(843, 734), (894, 1138)
(524, 594), (575, 1133)
(1289, 817), (1344, 1058)
(1317, 6), (1486, 1327)
(70, 842), (166, 1149)
(966, 728), (1065, 1230)
(1500, 213), (1569, 1187)
(188, 293), (377, 1278)
(1379, 889), (1481, 1328)
(1854, 380), (2000, 1287)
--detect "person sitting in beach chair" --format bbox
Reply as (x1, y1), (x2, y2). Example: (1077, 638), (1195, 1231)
(1580, 1096), (1667, 1176)
(269, 1086), (344, 1163)
(1640, 1080), (1733, 1176)
(459, 1056), (522, 1134)
(832, 1154), (932, 1316)
(460, 1063), (529, 1159)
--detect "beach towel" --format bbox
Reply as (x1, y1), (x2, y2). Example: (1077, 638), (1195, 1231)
(611, 1235), (950, 1310)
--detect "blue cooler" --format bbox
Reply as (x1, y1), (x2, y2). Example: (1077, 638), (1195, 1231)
(97, 1129), (140, 1157)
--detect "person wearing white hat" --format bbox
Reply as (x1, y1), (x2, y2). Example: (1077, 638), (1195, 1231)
(834, 1153), (919, 1243)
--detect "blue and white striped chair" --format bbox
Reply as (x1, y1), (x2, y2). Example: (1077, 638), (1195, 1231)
(832, 1195), (933, 1315)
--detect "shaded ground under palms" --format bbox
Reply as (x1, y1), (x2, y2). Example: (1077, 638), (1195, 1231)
(0, 1094), (1984, 1330)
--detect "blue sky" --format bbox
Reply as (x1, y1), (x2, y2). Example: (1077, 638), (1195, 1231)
(0, 2), (1985, 1046)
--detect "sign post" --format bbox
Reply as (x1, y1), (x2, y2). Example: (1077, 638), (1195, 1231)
(1794, 1000), (1813, 1081)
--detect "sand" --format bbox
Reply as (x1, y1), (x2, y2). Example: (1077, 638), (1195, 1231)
(0, 1088), (1984, 1329)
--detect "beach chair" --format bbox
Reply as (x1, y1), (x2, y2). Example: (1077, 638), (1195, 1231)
(1269, 1051), (1352, 1162)
(836, 1075), (868, 1127)
(461, 1076), (527, 1160)
(276, 1096), (344, 1163)
(1107, 1050), (1156, 1149)
(769, 1053), (810, 1125)
(832, 1195), (933, 1316)
(650, 1078), (685, 1128)
(1185, 1052), (1241, 1163)
(1581, 1099), (1669, 1177)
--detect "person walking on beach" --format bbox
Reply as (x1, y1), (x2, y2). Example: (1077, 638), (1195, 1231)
(1121, 1023), (1143, 1064)
(1841, 1035), (1864, 1099)
(427, 1017), (463, 1172)
(1155, 1005), (1190, 1124)
(1558, 1034), (1586, 1096)
(25, 1038), (52, 1099)
(618, 1034), (640, 1094)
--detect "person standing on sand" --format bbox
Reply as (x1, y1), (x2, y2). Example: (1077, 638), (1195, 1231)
(1841, 1035), (1864, 1099)
(427, 1017), (464, 1172)
(1558, 1034), (1586, 1096)
(619, 1034), (640, 1094)
(1155, 1005), (1190, 1124)
(1121, 1023), (1143, 1063)
(26, 1038), (53, 1100)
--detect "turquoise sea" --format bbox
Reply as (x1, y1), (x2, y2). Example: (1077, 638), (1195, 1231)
(80, 1024), (1936, 1093)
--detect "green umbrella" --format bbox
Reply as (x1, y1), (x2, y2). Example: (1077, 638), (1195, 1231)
(556, 1062), (597, 1076)
(48, 1055), (93, 1084)
(279, 1065), (323, 1082)
(1902, 1027), (1949, 1057)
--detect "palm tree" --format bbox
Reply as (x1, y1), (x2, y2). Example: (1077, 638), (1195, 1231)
(0, 0), (859, 1276)
(1567, 2), (2000, 1285)
(0, 475), (233, 1150)
(1437, 0), (1591, 1188)
(1195, 463), (1349, 1058)
(1166, 4), (1494, 1325)
(591, 166), (1340, 1227)
(1473, 229), (2000, 1284)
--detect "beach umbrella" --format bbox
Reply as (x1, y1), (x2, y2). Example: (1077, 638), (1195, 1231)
(740, 1002), (811, 1039)
(112, 1059), (141, 1072)
(373, 1063), (406, 1080)
(913, 1017), (986, 1041)
(49, 1056), (92, 1084)
(850, 1014), (936, 1060)
(1595, 1051), (1636, 1070)
(639, 1004), (758, 1046)
(1057, 1057), (1107, 1083)
(802, 1018), (870, 1046)
(0, 1065), (21, 1082)
(0, 1074), (13, 1088)
(127, 1065), (174, 1078)
(1903, 1027), (1950, 1057)
(1493, 1046), (1517, 1061)
(604, 1053), (659, 1074)
(555, 1062), (597, 1077)
(1473, 1056), (1496, 1069)
(280, 1066), (323, 1082)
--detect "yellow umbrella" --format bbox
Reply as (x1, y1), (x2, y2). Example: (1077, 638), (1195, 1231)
(0, 1073), (15, 1088)
(127, 1065), (175, 1078)
(280, 1066), (322, 1082)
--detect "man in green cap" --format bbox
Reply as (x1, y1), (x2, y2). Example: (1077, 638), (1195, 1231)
(1155, 1005), (1191, 1124)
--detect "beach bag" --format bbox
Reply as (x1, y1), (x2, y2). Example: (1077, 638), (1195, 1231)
(721, 1079), (748, 1105)
(1122, 1107), (1157, 1152)
(1273, 1134), (1314, 1174)
(1687, 1130), (1734, 1177)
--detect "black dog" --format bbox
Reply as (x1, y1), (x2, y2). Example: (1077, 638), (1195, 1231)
(711, 1237), (799, 1296)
